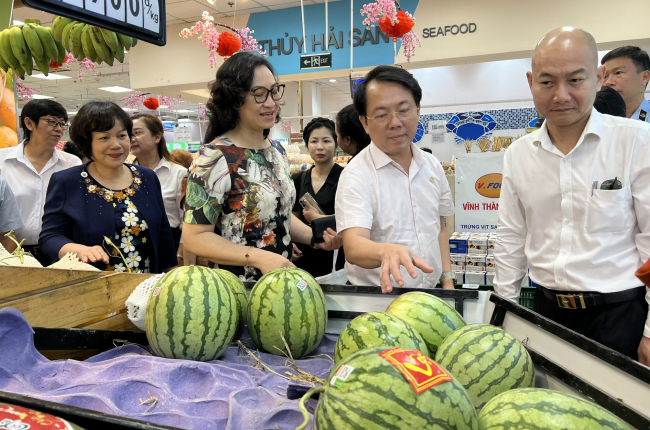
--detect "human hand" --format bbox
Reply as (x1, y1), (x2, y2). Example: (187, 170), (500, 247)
(378, 244), (433, 294)
(441, 278), (456, 290)
(638, 336), (650, 367)
(302, 200), (322, 224)
(291, 243), (303, 261)
(76, 245), (110, 264)
(315, 228), (342, 251)
(251, 249), (295, 274)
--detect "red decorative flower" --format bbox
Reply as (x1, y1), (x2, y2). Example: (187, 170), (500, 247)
(217, 32), (241, 57)
(50, 60), (62, 68)
(378, 10), (414, 38)
(143, 97), (160, 110)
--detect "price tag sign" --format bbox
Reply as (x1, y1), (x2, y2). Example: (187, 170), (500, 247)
(23, 0), (166, 46)
(173, 126), (192, 142)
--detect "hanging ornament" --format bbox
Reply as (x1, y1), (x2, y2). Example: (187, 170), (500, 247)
(216, 32), (242, 57)
(143, 97), (160, 110)
(378, 10), (414, 38)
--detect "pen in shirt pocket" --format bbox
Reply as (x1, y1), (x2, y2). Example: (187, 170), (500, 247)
(591, 181), (598, 197)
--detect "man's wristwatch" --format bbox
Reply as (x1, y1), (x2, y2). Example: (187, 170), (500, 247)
(441, 271), (456, 284)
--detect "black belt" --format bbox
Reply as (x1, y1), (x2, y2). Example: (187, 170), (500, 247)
(540, 285), (646, 309)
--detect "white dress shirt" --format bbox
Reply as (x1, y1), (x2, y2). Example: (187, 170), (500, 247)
(494, 109), (650, 336)
(336, 143), (455, 288)
(0, 143), (81, 245)
(151, 158), (187, 229)
(0, 176), (24, 234)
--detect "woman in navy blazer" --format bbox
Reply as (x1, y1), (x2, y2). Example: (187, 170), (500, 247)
(39, 101), (176, 273)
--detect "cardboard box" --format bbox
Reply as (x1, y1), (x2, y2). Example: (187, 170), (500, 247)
(486, 256), (495, 268)
(467, 255), (486, 266)
(454, 270), (464, 285)
(488, 239), (497, 250)
(485, 272), (495, 286)
(465, 271), (485, 284)
(468, 249), (488, 256)
(449, 238), (468, 254)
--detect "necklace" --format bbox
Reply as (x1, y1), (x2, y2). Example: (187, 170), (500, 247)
(92, 163), (125, 190)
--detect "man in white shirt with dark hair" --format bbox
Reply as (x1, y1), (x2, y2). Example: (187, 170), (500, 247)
(494, 27), (650, 365)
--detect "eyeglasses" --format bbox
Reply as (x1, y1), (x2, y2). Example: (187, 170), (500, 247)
(42, 118), (69, 130)
(366, 108), (418, 126)
(248, 84), (285, 104)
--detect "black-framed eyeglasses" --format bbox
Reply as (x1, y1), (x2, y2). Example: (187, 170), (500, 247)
(365, 107), (417, 126)
(248, 84), (285, 104)
(42, 118), (69, 130)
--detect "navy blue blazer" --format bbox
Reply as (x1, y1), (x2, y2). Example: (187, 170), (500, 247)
(39, 164), (177, 272)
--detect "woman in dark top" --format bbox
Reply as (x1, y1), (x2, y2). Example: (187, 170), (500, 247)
(335, 104), (371, 157)
(39, 101), (177, 273)
(291, 117), (344, 278)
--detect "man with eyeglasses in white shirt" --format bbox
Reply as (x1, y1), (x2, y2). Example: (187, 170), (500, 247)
(0, 99), (81, 266)
(494, 27), (650, 365)
(335, 65), (455, 293)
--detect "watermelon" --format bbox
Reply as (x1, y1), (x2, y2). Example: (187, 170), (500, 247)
(334, 312), (429, 364)
(145, 266), (238, 361)
(214, 268), (248, 337)
(435, 324), (534, 409)
(302, 347), (478, 430)
(478, 388), (631, 429)
(247, 267), (327, 358)
(385, 291), (466, 356)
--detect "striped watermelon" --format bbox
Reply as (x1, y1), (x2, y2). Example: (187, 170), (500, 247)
(334, 312), (429, 364)
(478, 388), (631, 429)
(309, 347), (478, 430)
(145, 266), (238, 361)
(385, 291), (466, 356)
(435, 324), (534, 409)
(247, 267), (327, 358)
(213, 268), (248, 337)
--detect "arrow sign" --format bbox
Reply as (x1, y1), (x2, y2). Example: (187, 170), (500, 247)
(300, 53), (332, 70)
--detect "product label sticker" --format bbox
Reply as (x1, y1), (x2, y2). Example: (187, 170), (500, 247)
(462, 284), (480, 290)
(0, 403), (75, 429)
(330, 365), (355, 388)
(379, 347), (453, 394)
(295, 278), (308, 291)
(153, 286), (164, 297)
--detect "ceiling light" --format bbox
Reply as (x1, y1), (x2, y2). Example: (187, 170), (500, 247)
(122, 107), (137, 111)
(329, 79), (337, 82)
(13, 20), (24, 26)
(178, 118), (192, 122)
(32, 94), (54, 99)
(31, 73), (72, 80)
(176, 109), (195, 113)
(67, 111), (78, 115)
(98, 86), (133, 93)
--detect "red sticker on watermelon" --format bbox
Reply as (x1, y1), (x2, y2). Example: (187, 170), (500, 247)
(0, 403), (76, 429)
(379, 347), (453, 394)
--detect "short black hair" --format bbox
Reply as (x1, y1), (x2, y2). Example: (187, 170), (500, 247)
(20, 99), (68, 142)
(204, 52), (280, 143)
(303, 117), (337, 148)
(593, 86), (627, 117)
(70, 101), (133, 161)
(335, 104), (371, 155)
(62, 141), (85, 161)
(601, 46), (650, 73)
(353, 65), (422, 116)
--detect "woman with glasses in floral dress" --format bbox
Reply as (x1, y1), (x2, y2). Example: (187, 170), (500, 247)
(183, 52), (341, 281)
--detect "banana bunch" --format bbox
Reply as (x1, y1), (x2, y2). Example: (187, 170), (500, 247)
(52, 15), (138, 67)
(0, 22), (64, 79)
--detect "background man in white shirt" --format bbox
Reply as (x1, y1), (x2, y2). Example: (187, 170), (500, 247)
(494, 27), (650, 365)
(0, 100), (81, 266)
(601, 46), (650, 122)
(335, 66), (455, 293)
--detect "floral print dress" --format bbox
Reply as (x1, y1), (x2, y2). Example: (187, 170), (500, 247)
(82, 164), (153, 273)
(184, 137), (295, 280)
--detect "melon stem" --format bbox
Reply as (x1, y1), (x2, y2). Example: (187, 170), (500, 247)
(297, 386), (326, 430)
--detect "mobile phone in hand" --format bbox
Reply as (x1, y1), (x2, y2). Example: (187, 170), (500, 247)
(299, 192), (325, 214)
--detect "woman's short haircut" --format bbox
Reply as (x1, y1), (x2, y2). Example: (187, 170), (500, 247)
(69, 101), (133, 161)
(131, 113), (171, 162)
(20, 99), (68, 142)
(204, 52), (281, 143)
(593, 86), (627, 117)
(303, 117), (337, 148)
(336, 104), (371, 155)
(353, 65), (422, 117)
(169, 149), (194, 168)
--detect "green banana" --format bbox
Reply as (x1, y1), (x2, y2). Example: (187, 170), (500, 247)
(69, 22), (86, 60)
(12, 65), (25, 80)
(0, 30), (20, 70)
(22, 24), (43, 61)
(116, 33), (132, 51)
(81, 25), (98, 63)
(0, 32), (11, 71)
(34, 25), (59, 63)
(33, 53), (50, 76)
(99, 28), (119, 53)
(52, 16), (73, 42)
(9, 26), (33, 75)
(54, 38), (66, 64)
(132, 37), (138, 47)
(89, 26), (112, 65)
(61, 21), (76, 52)
(113, 37), (125, 63)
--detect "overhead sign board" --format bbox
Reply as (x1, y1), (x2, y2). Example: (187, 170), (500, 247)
(22, 0), (166, 46)
(300, 53), (332, 70)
